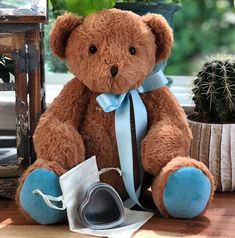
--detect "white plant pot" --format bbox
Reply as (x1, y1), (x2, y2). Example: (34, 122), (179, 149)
(188, 119), (235, 191)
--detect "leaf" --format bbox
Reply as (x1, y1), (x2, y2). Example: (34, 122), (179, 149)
(50, 0), (67, 17)
(50, 0), (66, 11)
(65, 0), (116, 16)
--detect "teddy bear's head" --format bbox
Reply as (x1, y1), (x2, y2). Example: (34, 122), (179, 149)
(50, 9), (173, 94)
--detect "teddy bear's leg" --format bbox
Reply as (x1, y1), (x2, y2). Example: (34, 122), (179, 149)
(19, 168), (66, 224)
(151, 157), (215, 218)
(16, 118), (85, 224)
(15, 159), (67, 224)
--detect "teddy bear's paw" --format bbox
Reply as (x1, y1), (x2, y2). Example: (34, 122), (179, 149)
(19, 169), (66, 224)
(163, 167), (211, 219)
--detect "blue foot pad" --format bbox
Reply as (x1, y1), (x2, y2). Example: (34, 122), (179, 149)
(163, 167), (211, 219)
(20, 169), (66, 224)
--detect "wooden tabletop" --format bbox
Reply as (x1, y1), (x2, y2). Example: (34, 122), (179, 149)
(0, 192), (235, 238)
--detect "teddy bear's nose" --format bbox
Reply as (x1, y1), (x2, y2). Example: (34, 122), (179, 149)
(110, 65), (118, 78)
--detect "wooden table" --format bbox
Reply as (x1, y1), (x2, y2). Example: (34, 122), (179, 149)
(0, 193), (234, 238)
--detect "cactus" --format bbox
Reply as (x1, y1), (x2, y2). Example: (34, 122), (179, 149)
(191, 58), (235, 123)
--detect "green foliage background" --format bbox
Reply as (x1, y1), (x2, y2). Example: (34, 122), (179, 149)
(44, 12), (68, 73)
(44, 0), (235, 75)
(166, 0), (235, 75)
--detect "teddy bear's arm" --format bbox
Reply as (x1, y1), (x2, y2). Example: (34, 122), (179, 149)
(141, 86), (192, 175)
(15, 78), (88, 216)
(33, 78), (87, 171)
(43, 78), (87, 127)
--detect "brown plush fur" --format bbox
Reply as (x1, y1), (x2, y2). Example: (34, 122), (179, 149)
(141, 86), (192, 176)
(50, 13), (84, 59)
(16, 9), (214, 220)
(142, 14), (173, 64)
(64, 9), (172, 94)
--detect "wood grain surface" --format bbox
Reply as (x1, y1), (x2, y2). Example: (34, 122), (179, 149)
(0, 193), (235, 238)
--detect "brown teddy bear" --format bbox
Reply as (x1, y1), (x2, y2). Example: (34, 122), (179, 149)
(16, 9), (214, 224)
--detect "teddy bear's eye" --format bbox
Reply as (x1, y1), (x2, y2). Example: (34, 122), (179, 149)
(129, 47), (136, 55)
(89, 44), (97, 54)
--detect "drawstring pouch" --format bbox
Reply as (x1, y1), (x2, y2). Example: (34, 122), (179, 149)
(33, 156), (153, 238)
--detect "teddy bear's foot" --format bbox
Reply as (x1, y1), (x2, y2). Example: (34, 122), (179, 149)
(152, 156), (214, 218)
(163, 167), (210, 218)
(19, 168), (66, 224)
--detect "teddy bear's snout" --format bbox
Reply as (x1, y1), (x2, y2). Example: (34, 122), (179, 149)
(110, 65), (118, 78)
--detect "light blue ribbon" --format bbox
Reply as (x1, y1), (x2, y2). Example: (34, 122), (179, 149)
(96, 67), (168, 209)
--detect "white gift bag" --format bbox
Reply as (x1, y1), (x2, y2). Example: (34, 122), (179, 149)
(34, 156), (154, 238)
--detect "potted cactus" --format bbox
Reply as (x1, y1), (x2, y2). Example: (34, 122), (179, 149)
(188, 57), (235, 192)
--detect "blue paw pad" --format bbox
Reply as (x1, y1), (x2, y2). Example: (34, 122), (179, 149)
(163, 167), (211, 219)
(20, 169), (66, 224)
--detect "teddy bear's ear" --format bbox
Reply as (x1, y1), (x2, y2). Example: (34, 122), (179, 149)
(50, 12), (83, 59)
(142, 13), (173, 63)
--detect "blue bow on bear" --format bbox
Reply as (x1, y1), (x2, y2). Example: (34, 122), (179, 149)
(96, 66), (168, 209)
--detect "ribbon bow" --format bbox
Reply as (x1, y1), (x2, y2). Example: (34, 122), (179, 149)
(96, 67), (168, 209)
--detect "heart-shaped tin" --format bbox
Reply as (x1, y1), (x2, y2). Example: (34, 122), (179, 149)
(77, 182), (125, 229)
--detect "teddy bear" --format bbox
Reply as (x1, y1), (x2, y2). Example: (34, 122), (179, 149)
(16, 9), (214, 225)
